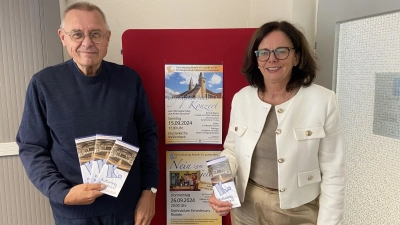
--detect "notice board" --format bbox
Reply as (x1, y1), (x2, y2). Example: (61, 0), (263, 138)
(122, 28), (256, 225)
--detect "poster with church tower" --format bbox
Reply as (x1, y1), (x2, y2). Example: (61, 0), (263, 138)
(165, 64), (223, 144)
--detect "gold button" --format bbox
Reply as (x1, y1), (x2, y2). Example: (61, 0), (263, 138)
(278, 158), (284, 163)
(305, 130), (312, 136)
(277, 108), (283, 113)
(279, 188), (285, 192)
(308, 176), (313, 181)
(235, 127), (238, 131)
(275, 129), (281, 134)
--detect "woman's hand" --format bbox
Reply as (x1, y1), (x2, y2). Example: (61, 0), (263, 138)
(208, 192), (233, 216)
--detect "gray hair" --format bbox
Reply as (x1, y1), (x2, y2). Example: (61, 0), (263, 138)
(60, 1), (109, 30)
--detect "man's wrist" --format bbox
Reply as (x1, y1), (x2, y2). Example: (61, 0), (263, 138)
(143, 187), (157, 194)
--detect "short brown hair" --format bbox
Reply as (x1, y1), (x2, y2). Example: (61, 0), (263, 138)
(242, 21), (317, 92)
(60, 2), (109, 29)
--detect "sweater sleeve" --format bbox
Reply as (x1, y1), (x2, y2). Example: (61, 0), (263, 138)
(16, 78), (71, 205)
(133, 76), (159, 189)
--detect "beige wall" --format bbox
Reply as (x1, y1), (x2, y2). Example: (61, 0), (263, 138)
(0, 0), (62, 223)
(0, 156), (54, 225)
(60, 0), (317, 64)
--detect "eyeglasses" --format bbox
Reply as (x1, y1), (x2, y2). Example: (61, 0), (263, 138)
(62, 29), (108, 44)
(254, 47), (295, 61)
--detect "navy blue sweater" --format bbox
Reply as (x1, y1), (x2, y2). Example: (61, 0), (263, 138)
(17, 59), (159, 218)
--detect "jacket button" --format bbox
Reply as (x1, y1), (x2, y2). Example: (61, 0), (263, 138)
(278, 158), (284, 163)
(275, 129), (281, 134)
(277, 108), (283, 113)
(279, 188), (285, 192)
(308, 176), (313, 181)
(235, 127), (238, 131)
(305, 130), (312, 136)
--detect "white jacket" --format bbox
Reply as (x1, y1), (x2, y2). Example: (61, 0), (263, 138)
(221, 84), (344, 225)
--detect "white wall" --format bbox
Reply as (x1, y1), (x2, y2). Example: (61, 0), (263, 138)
(316, 1), (400, 224)
(60, 0), (317, 64)
(293, 0), (318, 50)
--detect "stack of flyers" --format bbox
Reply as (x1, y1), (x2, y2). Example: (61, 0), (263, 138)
(206, 156), (241, 208)
(96, 140), (139, 197)
(91, 134), (122, 183)
(75, 135), (97, 184)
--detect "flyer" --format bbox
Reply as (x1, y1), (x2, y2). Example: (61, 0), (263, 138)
(165, 64), (223, 144)
(75, 135), (96, 184)
(97, 140), (139, 197)
(91, 134), (122, 183)
(206, 156), (241, 208)
(166, 150), (222, 225)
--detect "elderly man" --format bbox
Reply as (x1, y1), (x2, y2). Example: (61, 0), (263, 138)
(16, 2), (159, 225)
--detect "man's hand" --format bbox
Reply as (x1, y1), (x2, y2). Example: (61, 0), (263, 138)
(134, 190), (156, 225)
(64, 183), (105, 205)
(208, 192), (232, 216)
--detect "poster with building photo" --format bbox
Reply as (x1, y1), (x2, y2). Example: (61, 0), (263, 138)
(166, 150), (222, 225)
(165, 64), (223, 144)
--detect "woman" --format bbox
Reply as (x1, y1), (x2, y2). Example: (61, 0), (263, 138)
(208, 21), (344, 225)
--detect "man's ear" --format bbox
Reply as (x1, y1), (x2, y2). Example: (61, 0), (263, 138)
(58, 29), (67, 46)
(106, 30), (111, 42)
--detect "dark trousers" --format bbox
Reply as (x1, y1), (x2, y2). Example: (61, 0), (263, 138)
(53, 212), (134, 225)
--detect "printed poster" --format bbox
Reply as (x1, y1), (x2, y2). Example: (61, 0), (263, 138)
(166, 151), (222, 225)
(373, 73), (400, 139)
(165, 64), (223, 144)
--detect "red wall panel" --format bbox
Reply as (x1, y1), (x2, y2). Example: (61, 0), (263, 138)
(122, 28), (256, 225)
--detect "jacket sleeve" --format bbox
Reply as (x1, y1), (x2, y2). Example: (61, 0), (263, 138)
(134, 76), (159, 189)
(16, 78), (71, 205)
(317, 91), (345, 225)
(220, 94), (238, 176)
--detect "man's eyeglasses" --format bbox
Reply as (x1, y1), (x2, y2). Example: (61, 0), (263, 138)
(254, 47), (295, 61)
(62, 29), (108, 44)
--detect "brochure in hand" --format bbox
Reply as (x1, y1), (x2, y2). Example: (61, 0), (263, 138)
(96, 140), (139, 197)
(91, 134), (122, 183)
(206, 156), (241, 208)
(75, 135), (97, 184)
